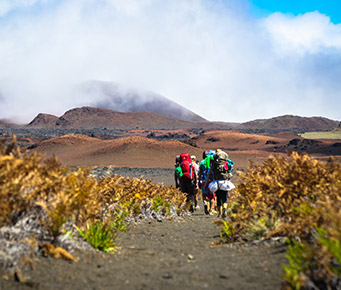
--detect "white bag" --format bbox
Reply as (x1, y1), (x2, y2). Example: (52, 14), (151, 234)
(208, 180), (235, 193)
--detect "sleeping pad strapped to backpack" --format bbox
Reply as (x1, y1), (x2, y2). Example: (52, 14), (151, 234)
(179, 152), (195, 182)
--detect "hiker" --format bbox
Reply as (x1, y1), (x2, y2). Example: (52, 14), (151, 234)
(191, 155), (200, 210)
(204, 150), (235, 218)
(198, 150), (216, 215)
(174, 155), (181, 188)
(175, 152), (197, 212)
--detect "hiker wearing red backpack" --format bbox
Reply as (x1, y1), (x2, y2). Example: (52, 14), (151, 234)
(204, 149), (235, 218)
(175, 152), (197, 212)
(174, 155), (181, 188)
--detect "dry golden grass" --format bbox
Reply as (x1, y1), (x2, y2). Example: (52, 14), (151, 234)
(227, 152), (340, 239)
(0, 135), (187, 239)
(222, 152), (341, 289)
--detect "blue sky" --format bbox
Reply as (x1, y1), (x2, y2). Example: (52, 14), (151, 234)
(250, 0), (341, 24)
(0, 0), (340, 123)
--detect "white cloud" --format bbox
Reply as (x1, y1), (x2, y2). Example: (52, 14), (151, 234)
(0, 0), (340, 123)
(262, 11), (341, 55)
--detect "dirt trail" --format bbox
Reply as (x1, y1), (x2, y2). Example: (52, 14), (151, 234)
(0, 206), (287, 290)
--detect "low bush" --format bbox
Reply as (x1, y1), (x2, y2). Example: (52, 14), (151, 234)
(0, 136), (187, 253)
(220, 152), (340, 289)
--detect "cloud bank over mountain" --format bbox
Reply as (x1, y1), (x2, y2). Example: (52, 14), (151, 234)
(0, 0), (340, 123)
(80, 80), (206, 122)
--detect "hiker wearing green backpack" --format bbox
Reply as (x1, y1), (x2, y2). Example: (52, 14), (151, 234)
(204, 149), (235, 218)
(198, 150), (216, 215)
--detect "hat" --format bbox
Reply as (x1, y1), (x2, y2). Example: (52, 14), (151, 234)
(191, 155), (196, 160)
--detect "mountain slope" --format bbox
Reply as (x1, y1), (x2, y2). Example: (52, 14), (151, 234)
(28, 106), (194, 130)
(241, 115), (339, 132)
(80, 80), (206, 122)
(28, 113), (59, 128)
(27, 108), (339, 132)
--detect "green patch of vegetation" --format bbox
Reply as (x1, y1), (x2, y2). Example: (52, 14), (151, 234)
(153, 196), (165, 212)
(316, 227), (341, 276)
(76, 221), (117, 253)
(152, 196), (171, 215)
(219, 220), (235, 242)
(299, 130), (341, 140)
(283, 239), (313, 290)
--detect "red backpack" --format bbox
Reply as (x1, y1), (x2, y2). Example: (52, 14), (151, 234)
(179, 152), (195, 182)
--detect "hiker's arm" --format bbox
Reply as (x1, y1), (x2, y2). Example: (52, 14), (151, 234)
(204, 167), (213, 189)
(194, 168), (198, 188)
(198, 168), (202, 182)
(174, 170), (179, 188)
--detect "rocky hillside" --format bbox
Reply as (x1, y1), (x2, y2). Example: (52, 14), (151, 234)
(27, 108), (339, 133)
(28, 113), (59, 128)
(241, 115), (339, 133)
(28, 107), (195, 130)
(27, 107), (240, 130)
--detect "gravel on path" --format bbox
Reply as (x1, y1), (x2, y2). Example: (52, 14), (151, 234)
(0, 205), (288, 290)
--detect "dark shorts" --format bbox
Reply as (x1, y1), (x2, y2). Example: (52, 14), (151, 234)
(202, 192), (215, 201)
(216, 190), (229, 207)
(179, 181), (195, 196)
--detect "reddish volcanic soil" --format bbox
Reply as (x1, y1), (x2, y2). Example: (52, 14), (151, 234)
(27, 130), (296, 172)
(27, 129), (340, 171)
(31, 134), (204, 168)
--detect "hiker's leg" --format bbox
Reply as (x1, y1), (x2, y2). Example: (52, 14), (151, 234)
(216, 191), (223, 217)
(188, 183), (195, 212)
(221, 191), (228, 218)
(202, 189), (210, 214)
(194, 188), (198, 208)
(203, 196), (209, 215)
(210, 193), (216, 212)
(189, 193), (195, 212)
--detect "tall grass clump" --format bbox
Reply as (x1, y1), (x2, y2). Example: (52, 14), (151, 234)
(219, 152), (340, 289)
(0, 136), (187, 253)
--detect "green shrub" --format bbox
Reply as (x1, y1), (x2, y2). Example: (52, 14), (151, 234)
(76, 221), (117, 253)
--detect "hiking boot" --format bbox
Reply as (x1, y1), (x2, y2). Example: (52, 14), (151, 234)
(195, 205), (200, 210)
(204, 204), (209, 215)
(189, 204), (194, 213)
(222, 209), (227, 219)
(211, 209), (218, 215)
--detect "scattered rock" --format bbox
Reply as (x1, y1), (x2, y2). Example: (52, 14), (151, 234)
(206, 137), (220, 142)
(265, 140), (279, 145)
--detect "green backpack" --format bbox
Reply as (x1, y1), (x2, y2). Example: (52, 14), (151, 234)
(175, 166), (183, 178)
